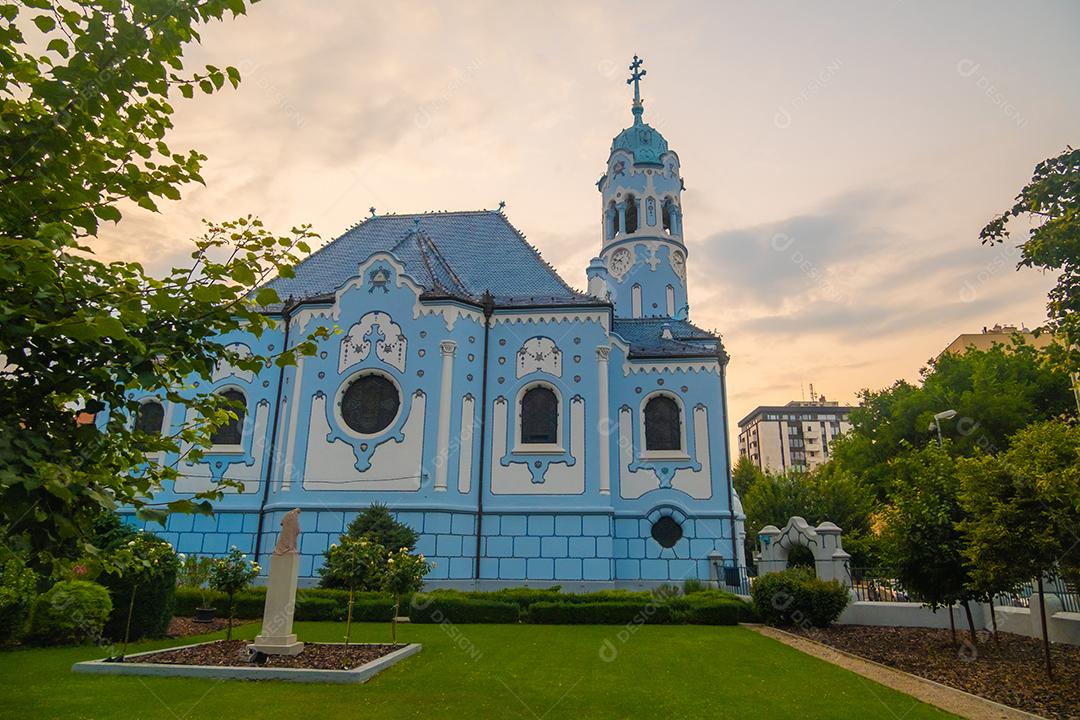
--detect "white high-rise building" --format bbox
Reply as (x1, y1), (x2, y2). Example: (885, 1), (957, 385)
(737, 399), (852, 473)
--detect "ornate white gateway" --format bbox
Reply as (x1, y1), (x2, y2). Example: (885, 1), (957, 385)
(757, 517), (852, 585)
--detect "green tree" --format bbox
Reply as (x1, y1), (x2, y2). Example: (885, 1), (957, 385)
(831, 341), (1073, 498)
(980, 147), (1080, 376)
(957, 421), (1080, 677)
(731, 455), (765, 498)
(208, 547), (259, 640)
(343, 503), (418, 552)
(381, 547), (431, 643)
(0, 0), (324, 574)
(742, 465), (876, 566)
(320, 537), (384, 648)
(881, 443), (983, 645)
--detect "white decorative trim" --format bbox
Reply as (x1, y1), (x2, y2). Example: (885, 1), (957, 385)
(631, 284), (642, 318)
(333, 369), (404, 440)
(434, 342), (456, 491)
(671, 405), (712, 499)
(280, 357), (304, 491)
(596, 346), (611, 495)
(490, 398), (534, 491)
(340, 312), (407, 373)
(622, 359), (721, 376)
(493, 311), (609, 331)
(618, 406), (654, 499)
(515, 337), (562, 378)
(303, 392), (424, 492)
(457, 394), (475, 494)
(212, 343), (255, 384)
(639, 390), (688, 457)
(413, 303), (483, 331)
(513, 380), (564, 453)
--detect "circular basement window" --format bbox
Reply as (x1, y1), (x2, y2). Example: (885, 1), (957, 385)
(651, 516), (683, 549)
(341, 374), (400, 435)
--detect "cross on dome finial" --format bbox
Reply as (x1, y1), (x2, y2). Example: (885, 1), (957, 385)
(627, 54), (646, 122)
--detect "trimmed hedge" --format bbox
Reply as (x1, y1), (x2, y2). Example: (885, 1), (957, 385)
(173, 587), (395, 622)
(27, 581), (112, 646)
(408, 595), (520, 624)
(526, 601), (675, 625)
(751, 568), (850, 628)
(679, 597), (746, 625)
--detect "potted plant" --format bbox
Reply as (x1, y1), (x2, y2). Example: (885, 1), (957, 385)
(178, 554), (216, 622)
(208, 547), (259, 640)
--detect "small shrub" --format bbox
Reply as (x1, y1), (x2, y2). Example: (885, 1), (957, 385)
(99, 534), (179, 642)
(0, 559), (37, 644)
(208, 547), (260, 639)
(409, 595), (519, 624)
(751, 569), (850, 628)
(27, 581), (112, 646)
(526, 601), (675, 625)
(682, 577), (708, 595)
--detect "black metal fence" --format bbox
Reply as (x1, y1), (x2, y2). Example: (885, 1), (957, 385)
(847, 567), (919, 603)
(993, 575), (1080, 614)
(712, 562), (755, 596)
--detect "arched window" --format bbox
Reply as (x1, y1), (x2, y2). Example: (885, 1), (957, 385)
(211, 389), (246, 445)
(520, 385), (558, 445)
(608, 201), (619, 238)
(135, 400), (164, 436)
(662, 198), (674, 234)
(644, 395), (682, 451)
(625, 195), (638, 233)
(341, 373), (400, 435)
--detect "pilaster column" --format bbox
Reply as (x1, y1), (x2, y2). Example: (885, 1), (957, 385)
(596, 346), (611, 495)
(434, 340), (457, 492)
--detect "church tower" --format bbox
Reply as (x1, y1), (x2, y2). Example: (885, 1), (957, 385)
(588, 55), (688, 320)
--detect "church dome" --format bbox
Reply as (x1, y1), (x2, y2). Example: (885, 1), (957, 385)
(611, 117), (669, 166)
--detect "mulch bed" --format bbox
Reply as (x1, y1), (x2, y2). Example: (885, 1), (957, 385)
(136, 639), (404, 670)
(166, 616), (256, 638)
(791, 625), (1080, 720)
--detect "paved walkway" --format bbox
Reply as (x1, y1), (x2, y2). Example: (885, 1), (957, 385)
(749, 625), (1046, 720)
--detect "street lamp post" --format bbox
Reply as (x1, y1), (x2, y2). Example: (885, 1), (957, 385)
(928, 409), (958, 447)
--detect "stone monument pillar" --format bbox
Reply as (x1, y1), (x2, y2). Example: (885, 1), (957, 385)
(249, 508), (304, 656)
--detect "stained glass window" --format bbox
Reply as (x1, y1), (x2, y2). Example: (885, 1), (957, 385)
(135, 401), (164, 435)
(651, 516), (683, 548)
(341, 374), (400, 435)
(211, 389), (246, 445)
(644, 395), (681, 451)
(520, 386), (558, 444)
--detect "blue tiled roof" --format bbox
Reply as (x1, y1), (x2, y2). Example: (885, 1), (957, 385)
(263, 211), (587, 305)
(612, 318), (724, 359)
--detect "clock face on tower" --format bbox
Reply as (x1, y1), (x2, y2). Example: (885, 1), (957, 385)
(671, 250), (686, 280)
(609, 248), (633, 277)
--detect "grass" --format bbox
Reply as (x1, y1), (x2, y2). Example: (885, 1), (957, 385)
(0, 621), (959, 719)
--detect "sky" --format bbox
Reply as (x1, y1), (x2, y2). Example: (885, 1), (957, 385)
(94, 0), (1080, 443)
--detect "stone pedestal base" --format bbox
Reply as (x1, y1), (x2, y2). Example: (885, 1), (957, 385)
(248, 551), (304, 656)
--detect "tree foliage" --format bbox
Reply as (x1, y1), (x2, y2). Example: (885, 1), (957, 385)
(981, 147), (1080, 375)
(742, 464), (877, 565)
(0, 0), (324, 574)
(880, 443), (984, 641)
(957, 421), (1080, 592)
(830, 341), (1073, 497)
(731, 455), (765, 498)
(343, 503), (418, 552)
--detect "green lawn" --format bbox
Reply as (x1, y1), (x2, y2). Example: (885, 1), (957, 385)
(0, 621), (957, 719)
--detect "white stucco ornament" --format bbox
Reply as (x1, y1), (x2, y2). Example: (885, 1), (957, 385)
(516, 337), (562, 378)
(757, 516), (852, 586)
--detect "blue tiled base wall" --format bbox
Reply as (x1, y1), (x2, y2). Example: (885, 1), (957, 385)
(122, 510), (734, 584)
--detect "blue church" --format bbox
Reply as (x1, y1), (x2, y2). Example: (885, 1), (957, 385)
(127, 57), (746, 588)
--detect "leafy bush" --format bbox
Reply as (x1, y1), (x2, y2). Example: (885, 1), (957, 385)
(27, 581), (112, 646)
(0, 559), (37, 644)
(99, 533), (179, 642)
(177, 554), (214, 607)
(173, 586), (395, 622)
(682, 578), (708, 595)
(209, 547), (260, 639)
(320, 504), (419, 592)
(408, 595), (520, 624)
(293, 596), (339, 621)
(751, 569), (850, 628)
(526, 601), (675, 625)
